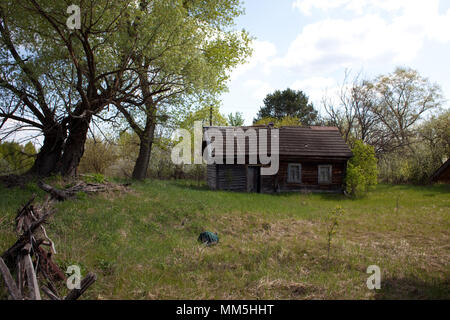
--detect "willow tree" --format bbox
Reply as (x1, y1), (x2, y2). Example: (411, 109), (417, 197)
(0, 0), (250, 178)
(1, 1), (143, 176)
(0, 3), (70, 175)
(113, 0), (251, 180)
(1, 0), (246, 177)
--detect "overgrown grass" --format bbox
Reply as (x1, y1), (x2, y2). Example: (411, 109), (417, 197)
(1, 180), (449, 299)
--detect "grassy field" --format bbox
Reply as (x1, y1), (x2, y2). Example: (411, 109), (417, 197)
(1, 179), (449, 300)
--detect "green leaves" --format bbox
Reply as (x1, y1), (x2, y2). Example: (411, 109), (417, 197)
(0, 141), (36, 174)
(1, 0), (251, 177)
(254, 88), (318, 125)
(178, 105), (228, 130)
(227, 112), (244, 126)
(325, 205), (345, 260)
(254, 116), (302, 127)
(3, 0), (251, 107)
(346, 140), (378, 197)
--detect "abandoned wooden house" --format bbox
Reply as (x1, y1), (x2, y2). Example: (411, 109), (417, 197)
(203, 125), (353, 193)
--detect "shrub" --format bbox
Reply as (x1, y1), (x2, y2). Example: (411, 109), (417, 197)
(83, 173), (106, 184)
(0, 141), (36, 174)
(253, 116), (302, 127)
(78, 138), (118, 174)
(346, 140), (377, 197)
(378, 144), (446, 185)
(326, 206), (345, 260)
(377, 110), (449, 184)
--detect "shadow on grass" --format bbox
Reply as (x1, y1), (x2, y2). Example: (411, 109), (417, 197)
(375, 277), (450, 300)
(167, 180), (450, 201)
(421, 183), (450, 195)
(377, 183), (450, 195)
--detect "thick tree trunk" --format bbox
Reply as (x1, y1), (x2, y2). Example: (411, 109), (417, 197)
(59, 115), (92, 177)
(132, 121), (156, 180)
(28, 125), (66, 176)
(131, 65), (158, 181)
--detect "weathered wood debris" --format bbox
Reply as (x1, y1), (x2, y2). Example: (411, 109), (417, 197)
(37, 180), (127, 201)
(0, 187), (99, 300)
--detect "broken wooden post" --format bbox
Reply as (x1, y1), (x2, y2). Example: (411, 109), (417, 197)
(23, 253), (41, 300)
(64, 272), (97, 300)
(1, 195), (98, 300)
(0, 257), (22, 300)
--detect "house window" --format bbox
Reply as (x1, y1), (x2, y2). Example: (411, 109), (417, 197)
(288, 163), (302, 183)
(318, 165), (332, 184)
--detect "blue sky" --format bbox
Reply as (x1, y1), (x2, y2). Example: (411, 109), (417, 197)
(221, 0), (450, 124)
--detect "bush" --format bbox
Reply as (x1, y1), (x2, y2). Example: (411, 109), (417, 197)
(78, 138), (118, 174)
(326, 206), (345, 260)
(253, 116), (302, 127)
(378, 145), (446, 185)
(346, 140), (377, 197)
(378, 110), (449, 184)
(0, 141), (36, 174)
(83, 173), (106, 184)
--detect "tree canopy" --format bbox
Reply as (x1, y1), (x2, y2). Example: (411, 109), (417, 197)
(345, 140), (378, 197)
(324, 68), (444, 154)
(253, 116), (302, 127)
(0, 141), (36, 174)
(0, 0), (251, 178)
(254, 88), (318, 125)
(227, 112), (244, 126)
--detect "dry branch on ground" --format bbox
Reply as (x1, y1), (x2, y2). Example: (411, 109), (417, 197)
(37, 179), (129, 201)
(0, 196), (97, 300)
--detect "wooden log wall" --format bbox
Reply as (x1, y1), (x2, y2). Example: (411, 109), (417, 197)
(273, 159), (347, 192)
(206, 165), (217, 190)
(216, 164), (247, 192)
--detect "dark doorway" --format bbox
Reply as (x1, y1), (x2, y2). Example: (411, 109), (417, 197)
(247, 166), (261, 193)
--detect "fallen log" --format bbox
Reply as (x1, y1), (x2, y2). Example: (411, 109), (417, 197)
(37, 179), (129, 202)
(37, 181), (73, 201)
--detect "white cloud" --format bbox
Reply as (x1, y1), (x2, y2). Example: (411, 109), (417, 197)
(285, 0), (450, 73)
(293, 0), (371, 16)
(291, 77), (337, 106)
(244, 80), (274, 101)
(230, 40), (277, 80)
(292, 0), (431, 16)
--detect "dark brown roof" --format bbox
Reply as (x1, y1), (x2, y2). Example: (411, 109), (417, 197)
(279, 126), (352, 157)
(431, 159), (450, 182)
(203, 125), (352, 159)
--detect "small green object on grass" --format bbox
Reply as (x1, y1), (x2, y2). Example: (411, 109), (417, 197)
(198, 231), (219, 246)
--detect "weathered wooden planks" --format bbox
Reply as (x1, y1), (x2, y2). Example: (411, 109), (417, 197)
(0, 257), (22, 300)
(1, 195), (97, 300)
